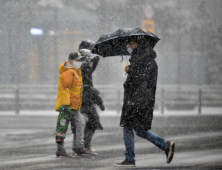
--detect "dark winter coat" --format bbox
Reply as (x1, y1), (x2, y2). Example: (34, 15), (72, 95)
(81, 54), (99, 87)
(80, 53), (105, 130)
(120, 45), (158, 131)
(81, 86), (104, 130)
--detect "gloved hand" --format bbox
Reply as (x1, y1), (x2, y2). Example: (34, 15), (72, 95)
(91, 55), (99, 62)
(125, 65), (130, 73)
(99, 104), (105, 111)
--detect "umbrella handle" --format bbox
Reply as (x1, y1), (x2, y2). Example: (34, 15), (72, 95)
(120, 55), (123, 63)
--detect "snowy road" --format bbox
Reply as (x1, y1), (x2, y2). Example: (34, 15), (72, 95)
(0, 111), (222, 170)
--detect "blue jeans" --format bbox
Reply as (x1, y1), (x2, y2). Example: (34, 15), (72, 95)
(124, 126), (167, 161)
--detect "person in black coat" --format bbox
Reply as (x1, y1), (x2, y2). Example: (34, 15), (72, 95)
(78, 40), (105, 155)
(115, 38), (175, 167)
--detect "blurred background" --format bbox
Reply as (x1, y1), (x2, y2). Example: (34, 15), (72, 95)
(0, 0), (222, 112)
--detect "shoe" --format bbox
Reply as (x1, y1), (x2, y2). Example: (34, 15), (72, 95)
(76, 148), (89, 156)
(72, 148), (77, 156)
(114, 159), (136, 167)
(165, 141), (175, 163)
(56, 150), (72, 158)
(87, 147), (97, 155)
(56, 142), (72, 158)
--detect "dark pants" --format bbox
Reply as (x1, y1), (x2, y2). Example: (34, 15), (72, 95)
(84, 122), (96, 148)
(82, 105), (103, 148)
(124, 126), (167, 162)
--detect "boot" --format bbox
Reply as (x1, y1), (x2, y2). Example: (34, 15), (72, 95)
(56, 142), (71, 158)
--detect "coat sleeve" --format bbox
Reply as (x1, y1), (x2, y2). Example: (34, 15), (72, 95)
(90, 56), (99, 72)
(60, 70), (74, 106)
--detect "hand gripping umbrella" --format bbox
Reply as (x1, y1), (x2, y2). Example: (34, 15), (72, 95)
(91, 28), (160, 57)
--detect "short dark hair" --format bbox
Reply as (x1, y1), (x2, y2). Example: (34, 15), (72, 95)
(125, 36), (139, 45)
(68, 52), (85, 61)
(125, 37), (133, 45)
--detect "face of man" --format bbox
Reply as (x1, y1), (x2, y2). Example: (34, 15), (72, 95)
(126, 41), (138, 54)
(69, 59), (75, 65)
(126, 44), (133, 54)
(126, 41), (138, 51)
(126, 43), (131, 49)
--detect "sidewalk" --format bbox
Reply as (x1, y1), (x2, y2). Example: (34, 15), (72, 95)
(92, 130), (222, 170)
(0, 113), (221, 170)
(93, 149), (222, 170)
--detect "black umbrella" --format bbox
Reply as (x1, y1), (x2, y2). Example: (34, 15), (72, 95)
(91, 28), (160, 57)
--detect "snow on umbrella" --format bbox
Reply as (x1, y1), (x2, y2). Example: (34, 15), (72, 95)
(91, 28), (160, 57)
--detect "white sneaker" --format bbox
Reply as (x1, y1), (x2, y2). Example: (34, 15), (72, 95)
(87, 147), (97, 155)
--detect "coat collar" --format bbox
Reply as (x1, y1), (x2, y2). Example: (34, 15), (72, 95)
(131, 45), (156, 62)
(58, 62), (81, 74)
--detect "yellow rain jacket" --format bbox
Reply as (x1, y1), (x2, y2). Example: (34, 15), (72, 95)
(55, 62), (83, 111)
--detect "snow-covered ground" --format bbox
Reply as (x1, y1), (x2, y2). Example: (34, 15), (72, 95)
(0, 106), (222, 116)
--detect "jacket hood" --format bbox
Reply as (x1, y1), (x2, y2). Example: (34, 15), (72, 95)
(134, 45), (156, 59)
(130, 45), (156, 64)
(79, 39), (95, 50)
(58, 62), (78, 74)
(144, 46), (156, 60)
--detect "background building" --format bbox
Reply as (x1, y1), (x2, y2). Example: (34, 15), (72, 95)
(0, 0), (222, 86)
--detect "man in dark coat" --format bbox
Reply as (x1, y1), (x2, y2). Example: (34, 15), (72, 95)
(75, 40), (105, 155)
(114, 38), (175, 167)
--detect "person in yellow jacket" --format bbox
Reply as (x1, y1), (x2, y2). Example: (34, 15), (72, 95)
(54, 52), (87, 157)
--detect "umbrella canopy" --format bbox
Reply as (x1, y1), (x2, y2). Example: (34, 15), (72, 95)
(91, 28), (160, 57)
